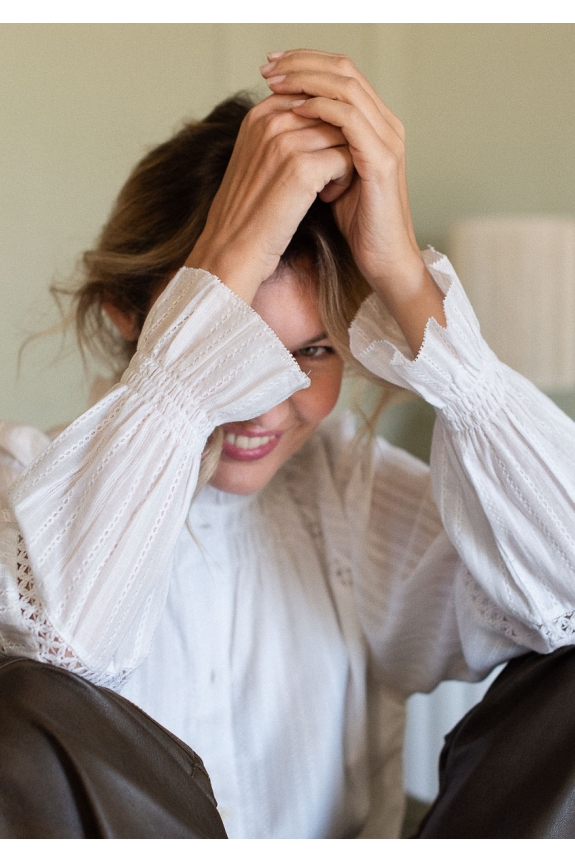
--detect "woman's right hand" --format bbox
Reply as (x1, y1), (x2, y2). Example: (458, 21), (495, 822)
(185, 95), (353, 305)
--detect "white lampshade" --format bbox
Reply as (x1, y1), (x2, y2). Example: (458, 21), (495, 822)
(448, 216), (575, 389)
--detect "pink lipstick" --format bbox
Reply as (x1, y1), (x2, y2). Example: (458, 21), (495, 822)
(221, 427), (282, 462)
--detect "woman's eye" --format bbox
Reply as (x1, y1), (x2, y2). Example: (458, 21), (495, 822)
(295, 346), (334, 359)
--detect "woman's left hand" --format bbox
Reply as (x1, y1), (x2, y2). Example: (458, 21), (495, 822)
(261, 49), (446, 353)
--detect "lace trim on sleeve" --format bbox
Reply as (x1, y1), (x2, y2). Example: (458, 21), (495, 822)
(348, 251), (508, 429)
(464, 567), (575, 651)
(463, 568), (520, 641)
(539, 611), (575, 645)
(15, 533), (130, 691)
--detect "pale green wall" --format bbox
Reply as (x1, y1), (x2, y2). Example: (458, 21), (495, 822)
(405, 24), (575, 250)
(388, 24), (575, 455)
(1, 24), (574, 439)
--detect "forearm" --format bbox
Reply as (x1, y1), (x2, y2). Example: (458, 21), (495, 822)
(2, 267), (308, 677)
(351, 251), (575, 657)
(368, 253), (447, 357)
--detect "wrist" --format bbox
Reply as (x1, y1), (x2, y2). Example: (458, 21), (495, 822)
(185, 237), (266, 306)
(368, 251), (427, 302)
(369, 255), (447, 356)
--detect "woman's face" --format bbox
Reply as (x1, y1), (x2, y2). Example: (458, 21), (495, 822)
(103, 264), (344, 497)
(209, 266), (344, 495)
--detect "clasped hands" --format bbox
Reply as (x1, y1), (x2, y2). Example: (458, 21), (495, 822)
(187, 49), (446, 354)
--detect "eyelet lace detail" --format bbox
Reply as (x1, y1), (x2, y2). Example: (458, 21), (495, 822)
(464, 569), (520, 641)
(15, 533), (130, 691)
(465, 568), (575, 650)
(539, 610), (575, 645)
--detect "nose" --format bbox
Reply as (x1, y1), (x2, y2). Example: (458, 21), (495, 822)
(252, 397), (292, 430)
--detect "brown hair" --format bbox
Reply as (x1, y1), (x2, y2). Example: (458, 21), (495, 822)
(58, 94), (397, 488)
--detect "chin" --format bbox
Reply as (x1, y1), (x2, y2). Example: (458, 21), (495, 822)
(209, 460), (279, 496)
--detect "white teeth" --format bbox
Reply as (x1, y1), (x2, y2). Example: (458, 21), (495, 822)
(224, 433), (275, 450)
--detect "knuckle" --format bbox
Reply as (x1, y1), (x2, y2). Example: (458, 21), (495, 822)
(380, 150), (400, 176)
(291, 152), (312, 181)
(334, 54), (357, 76)
(243, 106), (262, 132)
(265, 112), (289, 138)
(247, 101), (263, 121)
(339, 101), (358, 124)
(344, 77), (363, 99)
(393, 136), (406, 161)
(395, 119), (406, 141)
(267, 132), (291, 162)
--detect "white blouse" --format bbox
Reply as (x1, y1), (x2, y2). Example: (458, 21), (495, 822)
(1, 249), (575, 838)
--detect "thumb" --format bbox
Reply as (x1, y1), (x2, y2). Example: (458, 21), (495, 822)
(318, 151), (355, 203)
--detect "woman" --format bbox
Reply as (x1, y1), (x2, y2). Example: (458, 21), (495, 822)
(1, 49), (575, 838)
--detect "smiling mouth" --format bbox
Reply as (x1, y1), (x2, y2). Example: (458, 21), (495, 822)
(221, 430), (282, 462)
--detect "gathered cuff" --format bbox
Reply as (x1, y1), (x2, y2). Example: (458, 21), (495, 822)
(123, 267), (310, 434)
(7, 267), (310, 670)
(349, 250), (508, 431)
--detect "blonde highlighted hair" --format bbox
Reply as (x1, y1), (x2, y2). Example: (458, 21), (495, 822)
(56, 94), (396, 490)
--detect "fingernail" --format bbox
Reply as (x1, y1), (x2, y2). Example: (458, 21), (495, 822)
(266, 75), (286, 86)
(267, 51), (285, 60)
(260, 61), (276, 75)
(290, 99), (306, 107)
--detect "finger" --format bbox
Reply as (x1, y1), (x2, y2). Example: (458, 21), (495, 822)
(276, 122), (347, 154)
(242, 104), (347, 157)
(261, 50), (405, 142)
(293, 96), (417, 246)
(217, 113), (348, 216)
(244, 94), (339, 145)
(246, 93), (322, 129)
(263, 50), (402, 139)
(291, 94), (399, 176)
(229, 99), (331, 172)
(261, 53), (412, 241)
(319, 168), (356, 203)
(267, 70), (396, 156)
(304, 145), (354, 198)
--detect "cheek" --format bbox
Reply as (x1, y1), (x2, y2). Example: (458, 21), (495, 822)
(295, 363), (344, 425)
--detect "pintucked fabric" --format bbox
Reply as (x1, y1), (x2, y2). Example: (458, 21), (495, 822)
(1, 253), (575, 836)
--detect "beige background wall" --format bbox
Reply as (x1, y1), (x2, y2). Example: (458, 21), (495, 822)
(2, 24), (575, 432)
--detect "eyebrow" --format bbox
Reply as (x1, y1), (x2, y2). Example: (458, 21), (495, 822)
(295, 331), (329, 350)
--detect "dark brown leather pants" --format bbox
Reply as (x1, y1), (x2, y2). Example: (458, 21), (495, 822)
(0, 655), (227, 838)
(416, 647), (575, 838)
